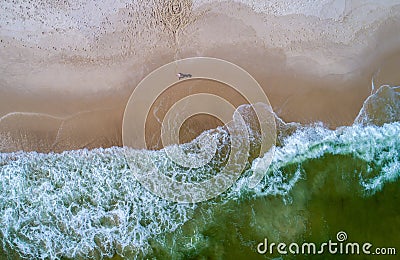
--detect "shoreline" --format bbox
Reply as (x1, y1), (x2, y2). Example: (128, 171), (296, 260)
(1, 1), (400, 152)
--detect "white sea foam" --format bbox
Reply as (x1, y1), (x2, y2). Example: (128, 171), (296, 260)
(0, 119), (399, 258)
(247, 121), (400, 198)
(0, 148), (196, 259)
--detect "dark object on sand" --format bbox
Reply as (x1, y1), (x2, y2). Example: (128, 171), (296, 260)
(177, 73), (192, 80)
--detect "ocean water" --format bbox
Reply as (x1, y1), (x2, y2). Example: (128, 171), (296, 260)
(0, 85), (399, 259)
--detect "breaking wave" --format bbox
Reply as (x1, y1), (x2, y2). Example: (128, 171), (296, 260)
(0, 85), (399, 259)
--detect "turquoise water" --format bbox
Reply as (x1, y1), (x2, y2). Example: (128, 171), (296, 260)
(0, 86), (399, 259)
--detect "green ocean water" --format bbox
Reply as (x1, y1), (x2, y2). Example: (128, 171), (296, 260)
(0, 86), (399, 259)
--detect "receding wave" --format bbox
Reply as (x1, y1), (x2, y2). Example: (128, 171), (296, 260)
(0, 109), (122, 153)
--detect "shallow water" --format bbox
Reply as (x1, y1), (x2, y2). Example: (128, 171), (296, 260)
(0, 86), (399, 259)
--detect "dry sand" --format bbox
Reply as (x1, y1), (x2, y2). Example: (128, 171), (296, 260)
(1, 0), (400, 152)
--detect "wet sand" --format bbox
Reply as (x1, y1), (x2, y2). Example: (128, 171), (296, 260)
(1, 0), (400, 153)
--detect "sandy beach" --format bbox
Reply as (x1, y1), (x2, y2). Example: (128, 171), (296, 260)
(1, 0), (400, 152)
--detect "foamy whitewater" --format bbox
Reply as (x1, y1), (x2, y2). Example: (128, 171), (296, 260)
(0, 85), (399, 259)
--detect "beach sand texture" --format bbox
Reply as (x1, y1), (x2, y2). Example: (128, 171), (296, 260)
(1, 0), (400, 152)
